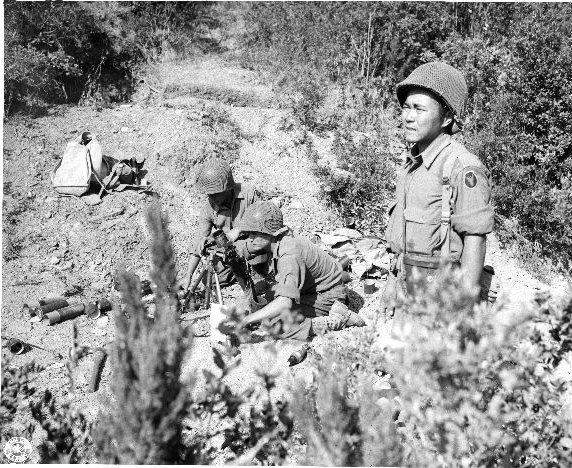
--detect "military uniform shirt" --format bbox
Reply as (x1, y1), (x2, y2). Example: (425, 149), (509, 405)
(271, 234), (343, 302)
(194, 183), (260, 251)
(385, 133), (494, 261)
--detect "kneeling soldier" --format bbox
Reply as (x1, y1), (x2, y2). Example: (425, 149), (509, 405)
(181, 158), (261, 289)
(229, 201), (366, 341)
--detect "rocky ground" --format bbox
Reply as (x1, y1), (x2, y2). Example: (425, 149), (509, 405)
(2, 55), (568, 462)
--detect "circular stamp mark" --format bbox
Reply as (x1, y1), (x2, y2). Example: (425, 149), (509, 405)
(3, 437), (32, 463)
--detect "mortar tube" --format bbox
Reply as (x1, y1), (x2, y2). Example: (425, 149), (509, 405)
(46, 304), (85, 325)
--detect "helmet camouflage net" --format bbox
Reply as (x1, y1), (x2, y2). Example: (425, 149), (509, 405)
(238, 201), (284, 235)
(396, 61), (468, 132)
(195, 159), (235, 194)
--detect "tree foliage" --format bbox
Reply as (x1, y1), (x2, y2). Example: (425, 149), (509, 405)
(240, 2), (572, 266)
(3, 1), (214, 113)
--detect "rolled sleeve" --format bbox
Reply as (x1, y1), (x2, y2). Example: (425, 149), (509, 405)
(192, 203), (214, 252)
(273, 254), (305, 302)
(451, 166), (494, 235)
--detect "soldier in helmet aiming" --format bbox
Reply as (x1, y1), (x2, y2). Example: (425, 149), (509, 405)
(181, 158), (261, 289)
(381, 62), (495, 315)
(227, 201), (365, 341)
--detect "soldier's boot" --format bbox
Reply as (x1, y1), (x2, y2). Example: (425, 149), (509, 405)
(311, 301), (366, 336)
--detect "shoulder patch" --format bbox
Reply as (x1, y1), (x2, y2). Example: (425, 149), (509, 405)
(464, 171), (477, 188)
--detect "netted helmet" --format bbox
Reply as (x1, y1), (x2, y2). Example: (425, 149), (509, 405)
(396, 62), (468, 133)
(237, 201), (284, 235)
(195, 159), (235, 195)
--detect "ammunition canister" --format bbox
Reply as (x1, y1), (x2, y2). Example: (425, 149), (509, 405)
(88, 348), (107, 393)
(288, 344), (309, 366)
(85, 302), (100, 320)
(39, 299), (69, 314)
(39, 296), (68, 306)
(46, 304), (85, 325)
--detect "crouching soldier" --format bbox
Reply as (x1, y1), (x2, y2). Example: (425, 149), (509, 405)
(228, 201), (366, 341)
(181, 158), (261, 289)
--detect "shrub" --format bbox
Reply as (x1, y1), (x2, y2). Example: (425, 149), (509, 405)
(239, 2), (572, 267)
(0, 357), (40, 452)
(93, 201), (196, 464)
(313, 129), (397, 235)
(294, 269), (572, 466)
(168, 104), (243, 185)
(29, 390), (93, 463)
(92, 200), (293, 464)
(3, 2), (217, 113)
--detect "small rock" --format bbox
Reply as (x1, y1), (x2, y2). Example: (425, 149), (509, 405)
(47, 362), (66, 370)
(60, 261), (73, 271)
(45, 212), (52, 219)
(120, 127), (130, 133)
(49, 256), (60, 265)
(96, 316), (109, 328)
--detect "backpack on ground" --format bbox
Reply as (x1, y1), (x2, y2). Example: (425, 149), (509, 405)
(101, 155), (148, 193)
(50, 132), (108, 196)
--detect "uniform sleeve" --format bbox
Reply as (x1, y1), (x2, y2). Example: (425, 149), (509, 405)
(384, 169), (406, 253)
(273, 254), (306, 302)
(451, 165), (494, 235)
(193, 203), (214, 252)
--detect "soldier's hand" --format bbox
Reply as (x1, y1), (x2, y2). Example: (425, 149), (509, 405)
(175, 275), (190, 293)
(198, 236), (216, 254)
(380, 273), (401, 318)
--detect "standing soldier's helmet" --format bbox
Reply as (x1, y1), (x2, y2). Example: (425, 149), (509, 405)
(396, 62), (468, 134)
(195, 159), (235, 194)
(237, 201), (284, 235)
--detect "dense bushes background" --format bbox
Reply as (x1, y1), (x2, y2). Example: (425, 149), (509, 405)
(239, 2), (572, 268)
(4, 1), (216, 114)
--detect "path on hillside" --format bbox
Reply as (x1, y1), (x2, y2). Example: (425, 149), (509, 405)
(2, 56), (568, 458)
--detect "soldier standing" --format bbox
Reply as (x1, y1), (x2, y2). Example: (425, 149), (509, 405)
(381, 62), (495, 315)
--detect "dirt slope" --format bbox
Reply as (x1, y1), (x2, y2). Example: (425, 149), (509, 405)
(2, 56), (568, 456)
